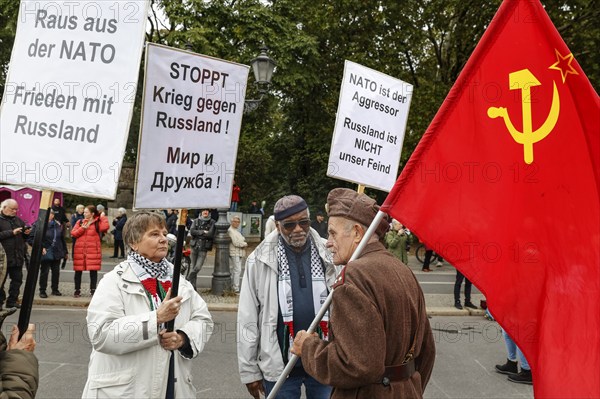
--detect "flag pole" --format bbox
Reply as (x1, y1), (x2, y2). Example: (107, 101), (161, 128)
(267, 210), (387, 399)
(17, 190), (53, 339)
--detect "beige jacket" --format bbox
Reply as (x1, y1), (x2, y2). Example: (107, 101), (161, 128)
(237, 229), (339, 384)
(228, 226), (248, 258)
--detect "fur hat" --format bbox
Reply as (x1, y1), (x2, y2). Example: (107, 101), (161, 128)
(327, 188), (389, 237)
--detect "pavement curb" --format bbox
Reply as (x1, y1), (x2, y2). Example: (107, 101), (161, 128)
(32, 298), (89, 308)
(426, 307), (485, 317)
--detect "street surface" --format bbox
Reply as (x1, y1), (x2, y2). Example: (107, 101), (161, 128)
(57, 251), (481, 296)
(2, 308), (532, 398)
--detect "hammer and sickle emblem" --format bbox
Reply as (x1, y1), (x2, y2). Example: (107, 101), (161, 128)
(487, 69), (560, 164)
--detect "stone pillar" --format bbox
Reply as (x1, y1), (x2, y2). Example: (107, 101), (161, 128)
(211, 209), (231, 295)
(107, 161), (135, 210)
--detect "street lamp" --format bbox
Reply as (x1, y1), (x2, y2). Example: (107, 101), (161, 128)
(244, 45), (277, 113)
(210, 46), (275, 295)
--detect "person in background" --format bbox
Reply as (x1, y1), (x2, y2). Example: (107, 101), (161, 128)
(264, 215), (276, 238)
(421, 245), (434, 272)
(228, 216), (247, 294)
(495, 327), (533, 385)
(231, 180), (241, 212)
(249, 201), (262, 215)
(237, 195), (336, 399)
(187, 210), (216, 290)
(292, 188), (435, 399)
(385, 219), (410, 264)
(51, 198), (69, 226)
(165, 209), (178, 236)
(81, 211), (213, 398)
(29, 210), (68, 298)
(310, 212), (328, 239)
(453, 268), (477, 310)
(70, 205), (109, 297)
(95, 205), (108, 242)
(111, 208), (127, 259)
(68, 204), (85, 270)
(70, 204), (84, 241)
(0, 199), (30, 310)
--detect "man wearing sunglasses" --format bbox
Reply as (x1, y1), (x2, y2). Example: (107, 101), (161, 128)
(238, 195), (337, 399)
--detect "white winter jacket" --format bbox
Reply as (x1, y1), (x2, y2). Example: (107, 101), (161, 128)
(237, 229), (338, 384)
(82, 260), (213, 399)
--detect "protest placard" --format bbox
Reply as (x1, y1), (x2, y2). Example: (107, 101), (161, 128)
(133, 43), (249, 209)
(328, 60), (413, 191)
(0, 0), (148, 199)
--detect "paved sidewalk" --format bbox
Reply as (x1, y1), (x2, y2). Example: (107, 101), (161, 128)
(18, 246), (486, 317)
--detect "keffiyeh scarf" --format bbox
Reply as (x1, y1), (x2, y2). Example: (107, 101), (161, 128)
(277, 237), (329, 360)
(129, 251), (172, 311)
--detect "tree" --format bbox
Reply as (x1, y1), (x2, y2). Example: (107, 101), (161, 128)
(0, 0), (19, 96)
(0, 0), (597, 211)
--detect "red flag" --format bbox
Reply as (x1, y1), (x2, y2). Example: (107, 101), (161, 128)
(381, 0), (599, 397)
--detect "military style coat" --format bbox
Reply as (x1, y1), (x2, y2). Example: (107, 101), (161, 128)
(0, 331), (38, 399)
(302, 241), (436, 398)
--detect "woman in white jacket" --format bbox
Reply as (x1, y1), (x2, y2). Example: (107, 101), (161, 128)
(82, 211), (213, 399)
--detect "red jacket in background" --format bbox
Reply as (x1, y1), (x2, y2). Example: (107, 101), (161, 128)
(231, 184), (240, 202)
(70, 216), (109, 271)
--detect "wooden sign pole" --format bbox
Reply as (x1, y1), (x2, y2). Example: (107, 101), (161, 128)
(165, 208), (188, 398)
(165, 208), (187, 333)
(18, 190), (53, 338)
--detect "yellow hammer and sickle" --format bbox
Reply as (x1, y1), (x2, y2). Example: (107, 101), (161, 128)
(487, 69), (560, 164)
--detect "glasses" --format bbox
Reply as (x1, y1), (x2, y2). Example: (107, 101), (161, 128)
(280, 219), (311, 231)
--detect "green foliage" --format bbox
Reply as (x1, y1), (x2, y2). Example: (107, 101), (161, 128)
(0, 0), (19, 95)
(0, 0), (597, 213)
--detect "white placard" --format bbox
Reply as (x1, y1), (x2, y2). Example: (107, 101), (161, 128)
(133, 43), (249, 209)
(0, 0), (149, 199)
(328, 60), (413, 191)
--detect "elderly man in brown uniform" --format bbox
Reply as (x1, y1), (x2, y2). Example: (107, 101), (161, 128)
(291, 188), (435, 398)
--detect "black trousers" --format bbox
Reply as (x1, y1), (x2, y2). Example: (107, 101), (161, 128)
(0, 265), (23, 306)
(454, 270), (472, 303)
(113, 239), (125, 257)
(39, 259), (61, 292)
(74, 270), (98, 291)
(422, 250), (433, 270)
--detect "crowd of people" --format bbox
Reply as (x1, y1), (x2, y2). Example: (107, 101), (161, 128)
(0, 189), (531, 397)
